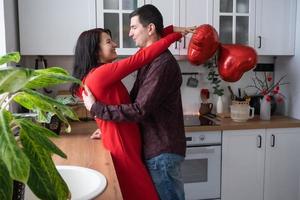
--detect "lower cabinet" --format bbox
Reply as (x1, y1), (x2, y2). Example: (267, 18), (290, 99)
(222, 128), (300, 200)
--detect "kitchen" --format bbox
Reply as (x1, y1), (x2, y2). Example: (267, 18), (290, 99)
(1, 0), (300, 200)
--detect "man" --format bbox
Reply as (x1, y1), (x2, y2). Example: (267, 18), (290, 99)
(83, 4), (191, 200)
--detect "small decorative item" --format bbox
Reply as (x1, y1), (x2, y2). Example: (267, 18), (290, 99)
(246, 72), (288, 120)
(260, 95), (271, 120)
(216, 95), (224, 114)
(200, 89), (213, 115)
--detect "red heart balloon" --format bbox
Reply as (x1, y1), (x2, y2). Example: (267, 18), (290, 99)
(188, 24), (220, 65)
(218, 44), (257, 82)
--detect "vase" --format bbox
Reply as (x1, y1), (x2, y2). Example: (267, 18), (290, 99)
(250, 95), (277, 115)
(260, 95), (271, 120)
(216, 96), (224, 114)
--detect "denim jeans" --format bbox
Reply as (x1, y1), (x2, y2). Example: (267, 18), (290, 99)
(146, 153), (185, 200)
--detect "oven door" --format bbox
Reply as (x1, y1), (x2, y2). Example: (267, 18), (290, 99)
(181, 145), (221, 200)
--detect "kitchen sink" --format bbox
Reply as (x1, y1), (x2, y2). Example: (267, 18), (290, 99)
(25, 165), (107, 200)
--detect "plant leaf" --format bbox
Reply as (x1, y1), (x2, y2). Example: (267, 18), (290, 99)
(13, 89), (78, 121)
(20, 129), (70, 200)
(25, 67), (81, 90)
(16, 118), (66, 158)
(0, 67), (34, 93)
(0, 158), (13, 200)
(0, 110), (30, 182)
(0, 52), (20, 65)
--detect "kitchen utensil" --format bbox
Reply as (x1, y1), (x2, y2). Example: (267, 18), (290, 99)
(187, 75), (198, 87)
(227, 86), (235, 100)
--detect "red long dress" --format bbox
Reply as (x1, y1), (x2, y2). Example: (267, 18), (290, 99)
(80, 28), (181, 200)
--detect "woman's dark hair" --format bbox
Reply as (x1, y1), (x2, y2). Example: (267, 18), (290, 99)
(70, 28), (111, 96)
(129, 4), (164, 36)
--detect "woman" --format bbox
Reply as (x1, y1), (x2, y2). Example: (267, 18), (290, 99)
(70, 26), (190, 200)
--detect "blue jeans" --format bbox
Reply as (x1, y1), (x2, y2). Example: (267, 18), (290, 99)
(146, 153), (185, 200)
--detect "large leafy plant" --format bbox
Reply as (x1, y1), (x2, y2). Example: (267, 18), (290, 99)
(0, 52), (81, 200)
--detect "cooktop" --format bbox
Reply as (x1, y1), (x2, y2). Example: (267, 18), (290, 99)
(183, 114), (220, 126)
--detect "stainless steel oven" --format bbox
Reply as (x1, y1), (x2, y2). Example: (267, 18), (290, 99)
(182, 131), (221, 200)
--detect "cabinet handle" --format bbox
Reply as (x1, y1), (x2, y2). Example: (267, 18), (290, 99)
(271, 134), (275, 147)
(183, 36), (186, 49)
(258, 36), (262, 48)
(257, 135), (262, 148)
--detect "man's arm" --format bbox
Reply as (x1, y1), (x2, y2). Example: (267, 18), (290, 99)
(84, 59), (174, 122)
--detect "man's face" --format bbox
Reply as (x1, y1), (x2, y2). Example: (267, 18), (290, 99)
(129, 16), (149, 48)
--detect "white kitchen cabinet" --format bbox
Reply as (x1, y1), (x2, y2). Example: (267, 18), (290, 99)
(264, 128), (300, 200)
(18, 0), (96, 55)
(222, 129), (265, 200)
(222, 128), (300, 200)
(255, 0), (297, 55)
(145, 0), (213, 55)
(96, 0), (144, 55)
(213, 0), (256, 46)
(18, 0), (144, 55)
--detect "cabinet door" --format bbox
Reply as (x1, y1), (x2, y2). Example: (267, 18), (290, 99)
(264, 128), (300, 200)
(213, 0), (255, 46)
(179, 0), (213, 55)
(255, 0), (297, 55)
(18, 0), (96, 55)
(97, 0), (144, 55)
(145, 0), (180, 55)
(222, 129), (265, 200)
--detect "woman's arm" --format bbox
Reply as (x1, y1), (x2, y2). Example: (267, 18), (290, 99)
(85, 32), (182, 88)
(163, 25), (197, 36)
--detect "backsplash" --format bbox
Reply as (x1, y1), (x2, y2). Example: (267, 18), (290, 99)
(20, 55), (275, 115)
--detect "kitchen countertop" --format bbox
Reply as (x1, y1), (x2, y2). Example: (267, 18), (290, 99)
(185, 115), (300, 132)
(50, 115), (300, 199)
(52, 121), (123, 200)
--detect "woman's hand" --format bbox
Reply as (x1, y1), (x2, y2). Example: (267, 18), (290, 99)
(90, 129), (102, 139)
(82, 85), (96, 111)
(174, 26), (197, 36)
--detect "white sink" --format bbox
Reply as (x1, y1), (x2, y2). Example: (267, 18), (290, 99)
(25, 165), (107, 200)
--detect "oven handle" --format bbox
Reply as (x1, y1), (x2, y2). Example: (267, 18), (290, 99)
(186, 146), (219, 154)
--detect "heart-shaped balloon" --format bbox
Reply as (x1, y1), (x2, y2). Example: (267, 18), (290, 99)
(188, 24), (220, 65)
(218, 44), (257, 82)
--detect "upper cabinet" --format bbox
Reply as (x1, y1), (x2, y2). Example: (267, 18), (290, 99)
(18, 0), (143, 55)
(18, 0), (296, 56)
(18, 0), (96, 55)
(96, 0), (144, 55)
(214, 0), (297, 56)
(213, 0), (256, 47)
(255, 0), (297, 55)
(145, 0), (213, 55)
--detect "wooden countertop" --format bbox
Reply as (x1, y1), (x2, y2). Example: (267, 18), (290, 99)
(185, 115), (300, 132)
(51, 115), (300, 199)
(52, 121), (123, 200)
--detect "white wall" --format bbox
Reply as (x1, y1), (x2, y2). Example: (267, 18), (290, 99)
(275, 0), (300, 119)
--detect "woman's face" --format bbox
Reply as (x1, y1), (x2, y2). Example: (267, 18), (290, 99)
(98, 32), (118, 63)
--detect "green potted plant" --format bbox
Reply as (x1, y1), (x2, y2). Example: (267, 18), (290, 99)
(0, 52), (81, 199)
(205, 55), (225, 114)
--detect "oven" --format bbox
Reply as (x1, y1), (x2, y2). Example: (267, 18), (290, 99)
(182, 131), (221, 200)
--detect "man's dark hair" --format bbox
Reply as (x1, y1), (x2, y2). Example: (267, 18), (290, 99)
(129, 4), (164, 36)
